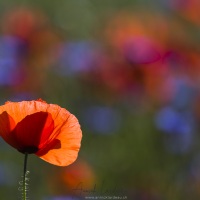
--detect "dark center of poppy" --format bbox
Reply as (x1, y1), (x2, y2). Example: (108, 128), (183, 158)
(18, 146), (39, 154)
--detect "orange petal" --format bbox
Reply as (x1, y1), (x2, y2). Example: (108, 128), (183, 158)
(0, 101), (71, 132)
(36, 114), (82, 166)
(0, 100), (82, 165)
(13, 112), (54, 153)
(0, 111), (20, 149)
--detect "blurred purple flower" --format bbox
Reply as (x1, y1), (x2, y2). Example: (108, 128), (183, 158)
(82, 106), (121, 134)
(0, 36), (24, 86)
(58, 41), (100, 76)
(155, 106), (194, 153)
(155, 106), (194, 134)
(171, 77), (196, 109)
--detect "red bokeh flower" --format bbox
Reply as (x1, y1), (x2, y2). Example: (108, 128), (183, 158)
(0, 99), (82, 166)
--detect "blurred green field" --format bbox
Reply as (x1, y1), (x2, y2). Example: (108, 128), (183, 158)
(0, 0), (200, 199)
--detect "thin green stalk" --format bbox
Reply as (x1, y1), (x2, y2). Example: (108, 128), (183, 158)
(23, 153), (28, 200)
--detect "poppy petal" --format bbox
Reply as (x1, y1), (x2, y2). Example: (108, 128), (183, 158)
(12, 111), (54, 153)
(0, 111), (20, 149)
(0, 100), (50, 124)
(0, 100), (71, 134)
(0, 100), (82, 166)
(36, 114), (82, 166)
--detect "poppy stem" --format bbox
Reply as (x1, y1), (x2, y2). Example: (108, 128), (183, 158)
(23, 153), (28, 200)
(23, 153), (28, 177)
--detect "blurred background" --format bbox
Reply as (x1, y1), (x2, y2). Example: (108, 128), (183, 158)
(1, 0), (200, 199)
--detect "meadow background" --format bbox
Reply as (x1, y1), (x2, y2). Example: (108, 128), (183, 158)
(0, 0), (200, 199)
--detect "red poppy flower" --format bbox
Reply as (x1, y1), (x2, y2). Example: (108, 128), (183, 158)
(0, 99), (82, 166)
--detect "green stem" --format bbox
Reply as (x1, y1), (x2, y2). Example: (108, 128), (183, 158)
(23, 153), (28, 200)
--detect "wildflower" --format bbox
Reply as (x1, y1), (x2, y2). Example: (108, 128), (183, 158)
(0, 99), (82, 166)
